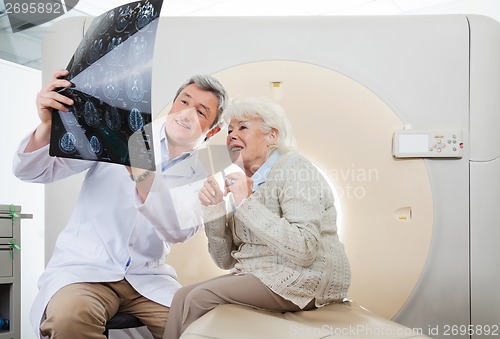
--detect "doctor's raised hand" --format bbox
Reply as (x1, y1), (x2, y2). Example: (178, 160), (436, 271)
(24, 69), (73, 153)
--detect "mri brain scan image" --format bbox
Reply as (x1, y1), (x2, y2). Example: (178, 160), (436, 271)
(83, 100), (100, 128)
(49, 0), (163, 170)
(59, 131), (78, 154)
(103, 69), (120, 100)
(116, 5), (132, 33)
(136, 2), (156, 31)
(87, 38), (104, 65)
(126, 72), (146, 102)
(128, 35), (147, 66)
(128, 107), (144, 132)
(81, 70), (97, 97)
(105, 106), (122, 130)
(88, 135), (103, 156)
(106, 36), (124, 66)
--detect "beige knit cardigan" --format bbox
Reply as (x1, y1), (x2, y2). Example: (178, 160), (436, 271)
(203, 152), (351, 309)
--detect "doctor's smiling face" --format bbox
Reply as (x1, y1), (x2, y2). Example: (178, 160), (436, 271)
(166, 83), (220, 152)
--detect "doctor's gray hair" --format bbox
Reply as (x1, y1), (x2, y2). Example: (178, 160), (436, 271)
(174, 74), (228, 128)
(222, 96), (298, 154)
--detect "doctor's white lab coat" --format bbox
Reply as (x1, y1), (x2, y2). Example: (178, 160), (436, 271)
(12, 126), (208, 338)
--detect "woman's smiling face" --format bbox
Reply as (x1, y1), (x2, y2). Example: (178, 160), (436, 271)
(226, 117), (274, 175)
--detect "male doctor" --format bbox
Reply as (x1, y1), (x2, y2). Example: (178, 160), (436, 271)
(12, 69), (228, 339)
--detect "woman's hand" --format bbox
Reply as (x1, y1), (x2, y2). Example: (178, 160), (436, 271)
(199, 175), (224, 206)
(224, 172), (253, 206)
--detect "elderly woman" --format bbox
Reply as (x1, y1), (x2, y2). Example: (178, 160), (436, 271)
(163, 97), (351, 339)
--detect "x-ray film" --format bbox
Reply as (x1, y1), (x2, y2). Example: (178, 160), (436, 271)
(49, 0), (163, 170)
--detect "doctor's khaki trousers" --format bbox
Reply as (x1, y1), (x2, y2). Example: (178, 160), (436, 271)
(40, 279), (169, 339)
(162, 273), (316, 339)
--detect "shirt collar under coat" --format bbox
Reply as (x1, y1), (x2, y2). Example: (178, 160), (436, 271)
(160, 123), (194, 172)
(251, 150), (281, 192)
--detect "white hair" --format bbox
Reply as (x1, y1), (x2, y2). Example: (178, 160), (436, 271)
(222, 96), (297, 154)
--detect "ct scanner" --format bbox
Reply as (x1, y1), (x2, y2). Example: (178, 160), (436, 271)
(40, 13), (500, 339)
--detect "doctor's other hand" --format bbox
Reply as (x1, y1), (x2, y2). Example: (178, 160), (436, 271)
(36, 69), (74, 125)
(199, 176), (224, 206)
(224, 172), (253, 206)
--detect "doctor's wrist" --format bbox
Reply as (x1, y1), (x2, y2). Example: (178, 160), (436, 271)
(130, 170), (152, 183)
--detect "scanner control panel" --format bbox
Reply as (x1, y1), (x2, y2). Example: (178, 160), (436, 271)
(392, 130), (463, 158)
